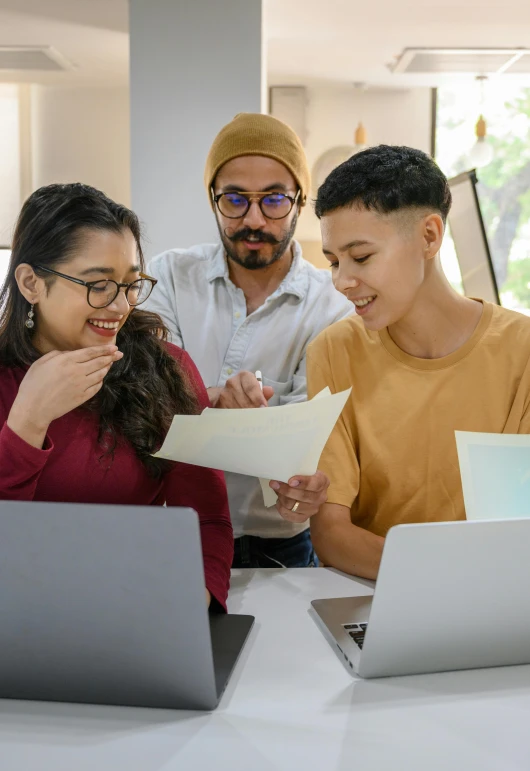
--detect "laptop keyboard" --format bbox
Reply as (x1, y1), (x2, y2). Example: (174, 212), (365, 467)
(343, 622), (367, 649)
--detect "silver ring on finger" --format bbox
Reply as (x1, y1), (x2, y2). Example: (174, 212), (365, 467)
(291, 501), (300, 513)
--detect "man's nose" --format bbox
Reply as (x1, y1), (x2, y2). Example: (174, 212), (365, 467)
(243, 200), (267, 230)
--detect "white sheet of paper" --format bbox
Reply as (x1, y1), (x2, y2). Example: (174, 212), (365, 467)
(258, 387), (333, 507)
(155, 387), (351, 504)
(259, 477), (278, 508)
(456, 431), (530, 521)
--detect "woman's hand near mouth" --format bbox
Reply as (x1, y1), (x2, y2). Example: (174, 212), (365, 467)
(7, 344), (123, 448)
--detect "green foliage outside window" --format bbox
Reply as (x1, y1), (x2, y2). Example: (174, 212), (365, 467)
(437, 85), (530, 311)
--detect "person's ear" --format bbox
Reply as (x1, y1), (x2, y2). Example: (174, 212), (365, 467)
(14, 264), (46, 305)
(422, 214), (444, 261)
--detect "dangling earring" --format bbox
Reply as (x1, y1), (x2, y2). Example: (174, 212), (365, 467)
(25, 303), (35, 329)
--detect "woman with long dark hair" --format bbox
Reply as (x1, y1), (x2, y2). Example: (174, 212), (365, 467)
(0, 183), (233, 609)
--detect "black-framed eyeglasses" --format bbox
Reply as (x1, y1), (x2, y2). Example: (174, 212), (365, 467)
(213, 190), (301, 220)
(33, 265), (157, 309)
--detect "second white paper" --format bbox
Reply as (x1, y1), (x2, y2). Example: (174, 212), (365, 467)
(456, 431), (530, 521)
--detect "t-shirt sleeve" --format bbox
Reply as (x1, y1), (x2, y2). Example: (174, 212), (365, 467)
(278, 282), (353, 407)
(162, 346), (233, 611)
(511, 353), (530, 435)
(307, 335), (360, 510)
(518, 408), (530, 434)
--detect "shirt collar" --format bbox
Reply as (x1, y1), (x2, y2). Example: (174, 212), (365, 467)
(280, 241), (309, 301)
(206, 242), (230, 282)
(206, 240), (309, 301)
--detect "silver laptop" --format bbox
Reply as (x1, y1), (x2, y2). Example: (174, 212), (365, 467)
(312, 519), (530, 678)
(0, 502), (253, 710)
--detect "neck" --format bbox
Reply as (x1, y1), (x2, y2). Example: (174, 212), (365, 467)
(32, 330), (56, 355)
(387, 259), (484, 359)
(227, 243), (294, 314)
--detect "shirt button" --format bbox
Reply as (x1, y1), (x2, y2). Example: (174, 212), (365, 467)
(227, 368), (233, 375)
(235, 311), (241, 319)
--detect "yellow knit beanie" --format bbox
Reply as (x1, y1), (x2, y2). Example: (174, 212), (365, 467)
(204, 113), (310, 208)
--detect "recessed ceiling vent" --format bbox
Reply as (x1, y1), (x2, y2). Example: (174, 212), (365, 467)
(0, 46), (73, 72)
(390, 48), (530, 75)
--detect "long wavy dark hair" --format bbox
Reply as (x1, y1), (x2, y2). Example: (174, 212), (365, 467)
(0, 183), (198, 477)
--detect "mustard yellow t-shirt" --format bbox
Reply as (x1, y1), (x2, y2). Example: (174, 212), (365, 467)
(307, 301), (530, 536)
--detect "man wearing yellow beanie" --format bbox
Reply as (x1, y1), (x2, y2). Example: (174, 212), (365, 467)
(145, 113), (352, 568)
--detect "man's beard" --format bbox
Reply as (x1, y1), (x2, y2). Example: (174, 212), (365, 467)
(218, 213), (298, 271)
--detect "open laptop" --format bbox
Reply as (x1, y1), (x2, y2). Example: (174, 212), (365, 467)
(312, 519), (530, 678)
(0, 502), (254, 710)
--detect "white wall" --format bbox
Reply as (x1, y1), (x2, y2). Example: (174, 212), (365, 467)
(130, 0), (265, 258)
(30, 85), (130, 207)
(0, 249), (10, 289)
(296, 85), (433, 243)
(0, 85), (21, 246)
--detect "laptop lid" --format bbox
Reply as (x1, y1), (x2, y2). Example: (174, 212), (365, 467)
(358, 519), (530, 678)
(0, 501), (251, 710)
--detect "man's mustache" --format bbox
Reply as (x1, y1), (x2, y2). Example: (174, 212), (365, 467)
(224, 227), (279, 245)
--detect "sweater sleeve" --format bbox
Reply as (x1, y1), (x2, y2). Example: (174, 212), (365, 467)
(162, 346), (234, 611)
(0, 421), (54, 500)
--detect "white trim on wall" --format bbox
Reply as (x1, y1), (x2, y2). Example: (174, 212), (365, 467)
(18, 84), (33, 204)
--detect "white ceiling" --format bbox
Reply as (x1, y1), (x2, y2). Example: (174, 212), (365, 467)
(266, 0), (530, 87)
(1, 0), (530, 88)
(0, 0), (129, 86)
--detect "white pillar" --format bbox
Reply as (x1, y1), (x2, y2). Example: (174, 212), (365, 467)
(129, 0), (266, 257)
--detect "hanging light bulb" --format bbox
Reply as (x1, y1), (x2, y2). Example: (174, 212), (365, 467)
(352, 82), (369, 153)
(312, 83), (370, 188)
(468, 114), (494, 168)
(467, 76), (494, 169)
(353, 121), (368, 154)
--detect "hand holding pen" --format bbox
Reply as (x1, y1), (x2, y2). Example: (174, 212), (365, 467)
(209, 370), (274, 409)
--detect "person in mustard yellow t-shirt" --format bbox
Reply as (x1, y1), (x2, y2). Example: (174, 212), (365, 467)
(307, 144), (530, 580)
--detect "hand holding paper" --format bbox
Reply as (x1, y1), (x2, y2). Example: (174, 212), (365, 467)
(155, 387), (351, 505)
(269, 470), (331, 523)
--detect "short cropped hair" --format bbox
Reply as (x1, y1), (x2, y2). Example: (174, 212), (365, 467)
(315, 145), (452, 222)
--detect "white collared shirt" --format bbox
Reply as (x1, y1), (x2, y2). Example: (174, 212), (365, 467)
(145, 240), (354, 538)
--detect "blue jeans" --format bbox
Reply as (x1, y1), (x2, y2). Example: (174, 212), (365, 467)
(232, 529), (318, 568)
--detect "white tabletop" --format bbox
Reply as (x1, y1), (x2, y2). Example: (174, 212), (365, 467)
(2, 567), (530, 771)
